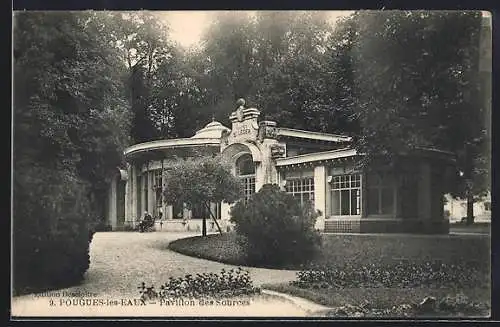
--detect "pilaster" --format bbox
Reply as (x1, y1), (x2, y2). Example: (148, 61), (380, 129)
(314, 165), (326, 231)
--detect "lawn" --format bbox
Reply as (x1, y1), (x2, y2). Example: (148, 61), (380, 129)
(168, 232), (490, 269)
(168, 232), (490, 317)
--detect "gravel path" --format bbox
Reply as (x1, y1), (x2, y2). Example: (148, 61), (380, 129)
(12, 232), (307, 317)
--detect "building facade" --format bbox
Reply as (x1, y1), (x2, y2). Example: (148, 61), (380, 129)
(105, 100), (455, 234)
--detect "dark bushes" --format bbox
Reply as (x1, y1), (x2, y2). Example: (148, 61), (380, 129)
(230, 184), (321, 266)
(13, 167), (94, 295)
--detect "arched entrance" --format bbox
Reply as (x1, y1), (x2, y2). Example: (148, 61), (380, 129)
(235, 153), (255, 202)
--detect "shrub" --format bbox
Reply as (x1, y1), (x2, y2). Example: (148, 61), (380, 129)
(138, 267), (260, 301)
(13, 167), (94, 295)
(229, 184), (321, 266)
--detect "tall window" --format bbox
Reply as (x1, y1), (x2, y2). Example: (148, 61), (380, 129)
(367, 172), (394, 215)
(236, 154), (255, 202)
(153, 169), (163, 210)
(153, 169), (162, 189)
(330, 174), (361, 216)
(285, 177), (314, 207)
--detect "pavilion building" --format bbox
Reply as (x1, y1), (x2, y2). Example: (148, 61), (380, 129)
(105, 100), (454, 234)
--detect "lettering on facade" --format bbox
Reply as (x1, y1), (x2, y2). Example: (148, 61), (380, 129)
(232, 126), (252, 138)
(228, 120), (258, 143)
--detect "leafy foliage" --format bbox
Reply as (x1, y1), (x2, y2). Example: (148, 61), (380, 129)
(292, 260), (488, 290)
(184, 12), (358, 135)
(318, 296), (489, 318)
(138, 267), (260, 300)
(163, 155), (243, 207)
(345, 11), (490, 211)
(13, 12), (131, 293)
(162, 155), (243, 235)
(230, 184), (321, 265)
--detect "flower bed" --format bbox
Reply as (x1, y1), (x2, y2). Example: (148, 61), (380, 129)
(292, 260), (489, 289)
(139, 267), (261, 301)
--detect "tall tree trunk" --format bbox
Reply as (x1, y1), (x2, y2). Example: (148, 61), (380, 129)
(465, 177), (474, 225)
(202, 217), (207, 236)
(466, 189), (474, 225)
(464, 143), (475, 225)
(204, 201), (223, 235)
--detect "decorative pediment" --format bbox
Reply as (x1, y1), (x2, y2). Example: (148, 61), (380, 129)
(225, 99), (260, 145)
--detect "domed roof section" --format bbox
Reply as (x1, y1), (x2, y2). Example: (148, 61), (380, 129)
(191, 120), (231, 139)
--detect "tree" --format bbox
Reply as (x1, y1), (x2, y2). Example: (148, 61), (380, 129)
(346, 10), (489, 223)
(13, 11), (131, 293)
(194, 11), (356, 136)
(162, 155), (243, 236)
(102, 12), (183, 143)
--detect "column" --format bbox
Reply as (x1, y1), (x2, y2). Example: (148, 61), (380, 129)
(110, 176), (117, 229)
(166, 205), (173, 220)
(254, 162), (265, 192)
(418, 162), (432, 220)
(278, 170), (285, 191)
(124, 166), (130, 225)
(361, 171), (368, 218)
(141, 165), (146, 215)
(149, 170), (155, 215)
(313, 165), (326, 231)
(131, 165), (137, 227)
(161, 159), (167, 220)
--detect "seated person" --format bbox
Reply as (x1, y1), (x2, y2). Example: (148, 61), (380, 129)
(139, 211), (154, 232)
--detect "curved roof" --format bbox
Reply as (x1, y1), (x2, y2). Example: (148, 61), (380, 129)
(123, 120), (230, 160)
(124, 138), (221, 159)
(191, 121), (230, 139)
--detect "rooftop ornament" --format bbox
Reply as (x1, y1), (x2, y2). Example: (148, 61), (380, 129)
(236, 98), (246, 108)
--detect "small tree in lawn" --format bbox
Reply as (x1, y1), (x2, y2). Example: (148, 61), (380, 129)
(163, 155), (243, 236)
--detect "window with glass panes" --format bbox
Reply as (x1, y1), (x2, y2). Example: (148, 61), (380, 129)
(153, 169), (162, 188)
(367, 172), (394, 215)
(236, 154), (255, 203)
(153, 169), (163, 209)
(285, 178), (315, 207)
(330, 174), (361, 216)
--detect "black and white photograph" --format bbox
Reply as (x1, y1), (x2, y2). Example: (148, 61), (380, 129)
(11, 10), (491, 318)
